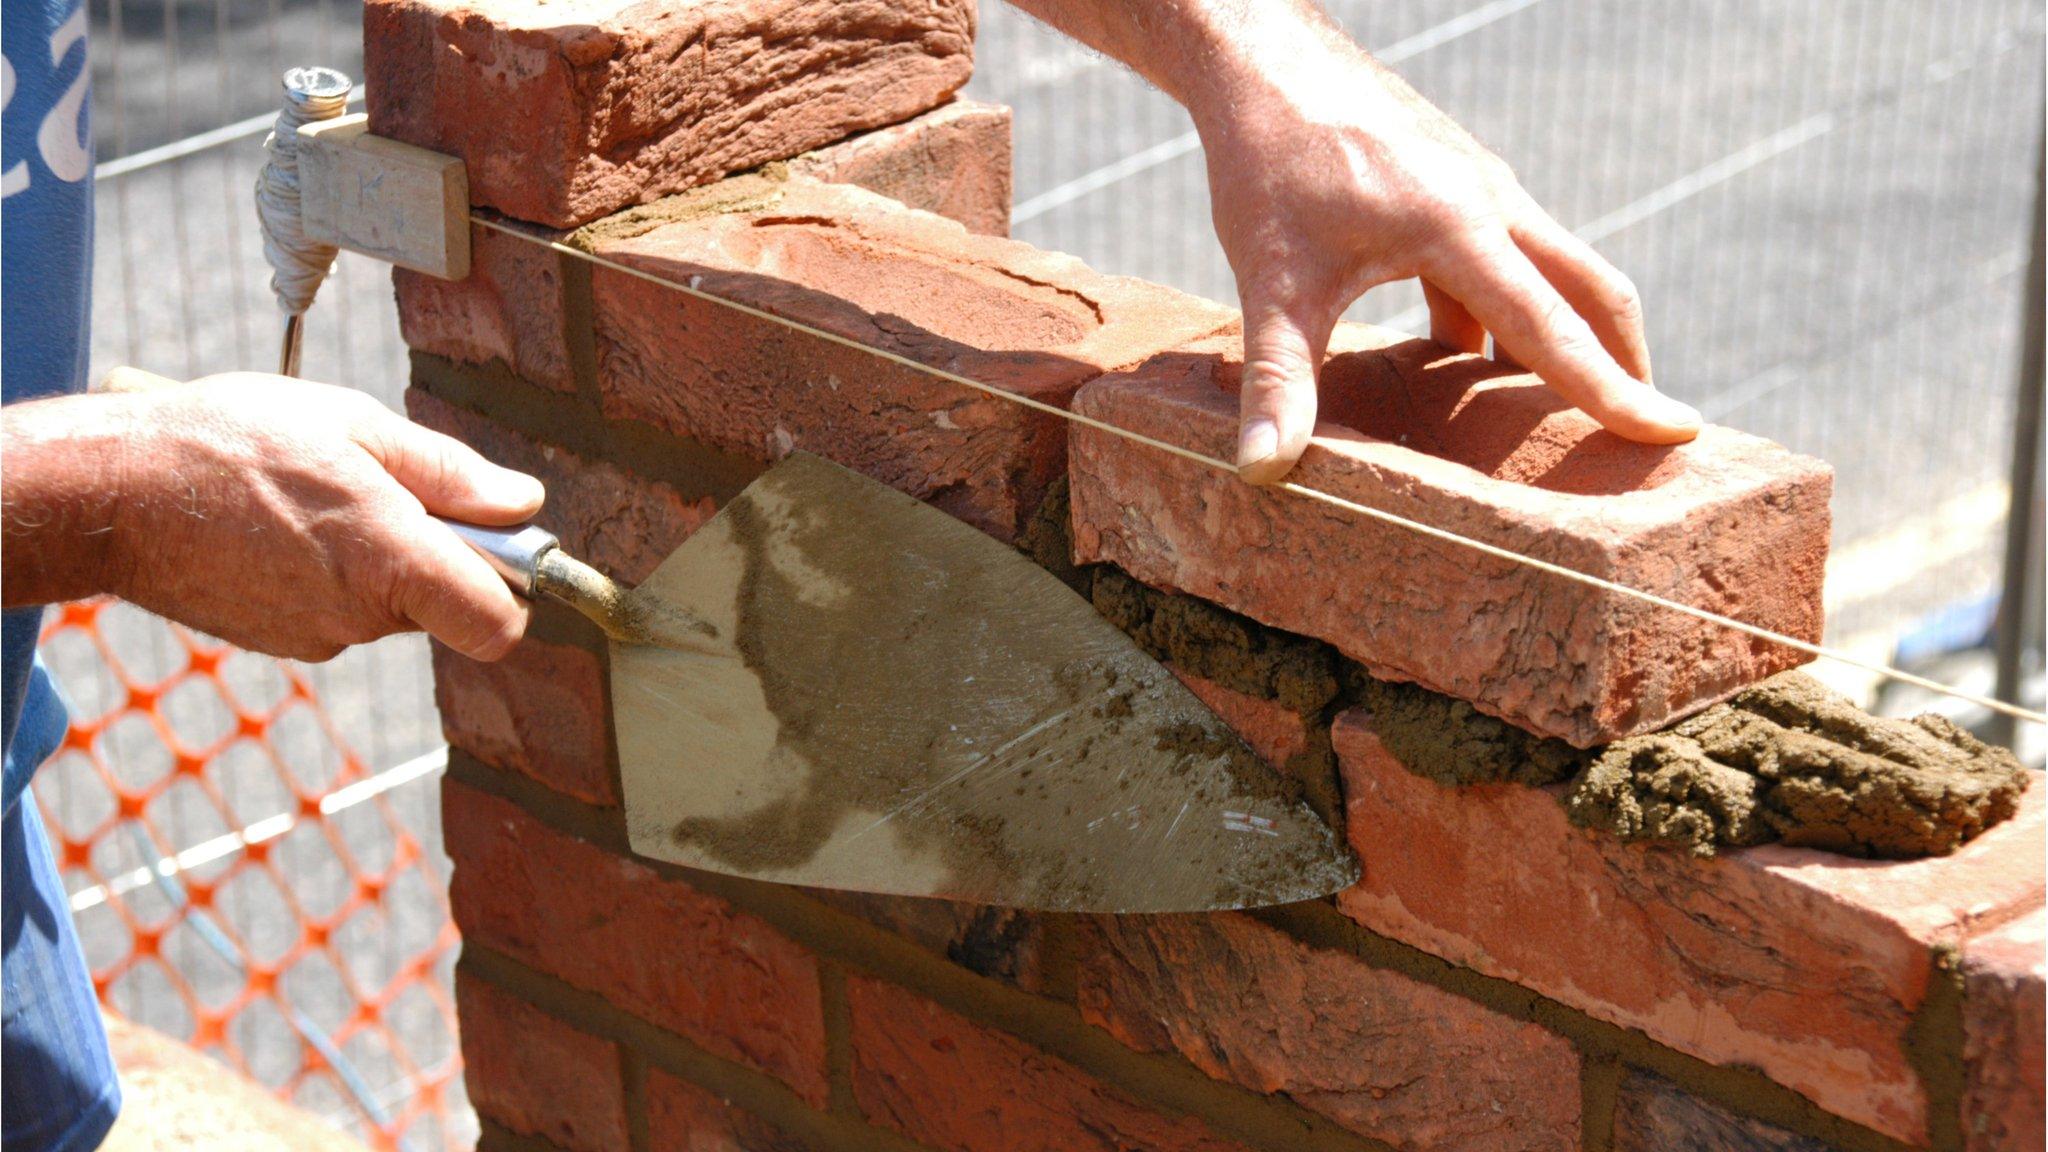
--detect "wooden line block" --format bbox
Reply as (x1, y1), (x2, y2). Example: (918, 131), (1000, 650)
(298, 112), (470, 280)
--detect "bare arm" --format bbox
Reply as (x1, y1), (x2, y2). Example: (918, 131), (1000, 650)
(1008, 0), (1701, 482)
(3, 374), (543, 662)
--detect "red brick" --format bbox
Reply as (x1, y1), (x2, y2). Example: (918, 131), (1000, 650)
(363, 0), (975, 228)
(395, 224), (573, 392)
(847, 976), (1253, 1152)
(443, 780), (829, 1105)
(1077, 913), (1580, 1152)
(1962, 907), (2046, 1152)
(1611, 1071), (1831, 1152)
(408, 389), (718, 584)
(644, 1070), (803, 1152)
(1329, 710), (2046, 1144)
(431, 636), (612, 805)
(1069, 328), (1832, 746)
(588, 176), (1235, 541)
(789, 100), (1013, 237)
(1166, 667), (1312, 770)
(456, 973), (630, 1152)
(391, 101), (1014, 382)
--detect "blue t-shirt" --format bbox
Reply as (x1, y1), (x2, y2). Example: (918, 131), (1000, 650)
(3, 0), (122, 1145)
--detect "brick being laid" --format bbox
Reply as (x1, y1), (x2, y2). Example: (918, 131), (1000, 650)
(585, 174), (1237, 542)
(1069, 326), (1833, 746)
(363, 0), (976, 228)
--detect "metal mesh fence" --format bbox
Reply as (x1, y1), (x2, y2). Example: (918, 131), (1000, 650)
(36, 0), (2047, 1144)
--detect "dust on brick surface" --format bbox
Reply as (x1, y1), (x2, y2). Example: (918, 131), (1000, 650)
(1362, 672), (2027, 858)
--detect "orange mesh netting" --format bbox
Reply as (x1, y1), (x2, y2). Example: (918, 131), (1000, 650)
(33, 598), (465, 1152)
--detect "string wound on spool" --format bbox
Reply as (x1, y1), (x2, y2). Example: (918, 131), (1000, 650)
(256, 66), (353, 376)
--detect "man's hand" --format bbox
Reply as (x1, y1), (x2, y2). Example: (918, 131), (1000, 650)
(2, 373), (544, 662)
(1009, 0), (1703, 482)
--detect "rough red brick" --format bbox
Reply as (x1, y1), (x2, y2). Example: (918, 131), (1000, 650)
(408, 389), (718, 584)
(847, 976), (1253, 1152)
(444, 780), (828, 1105)
(1962, 907), (2046, 1152)
(395, 224), (573, 392)
(804, 891), (1046, 991)
(1070, 328), (1832, 746)
(1611, 1071), (1831, 1152)
(390, 101), (1015, 382)
(789, 100), (1013, 237)
(456, 973), (630, 1152)
(1077, 913), (1580, 1152)
(363, 0), (975, 228)
(431, 635), (612, 805)
(1167, 667), (1312, 770)
(644, 1070), (802, 1152)
(1330, 710), (2046, 1144)
(589, 175), (1235, 541)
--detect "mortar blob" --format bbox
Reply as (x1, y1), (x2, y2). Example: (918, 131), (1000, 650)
(1566, 673), (2028, 857)
(1357, 670), (2026, 858)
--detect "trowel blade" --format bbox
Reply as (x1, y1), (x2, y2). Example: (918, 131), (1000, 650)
(610, 452), (1359, 913)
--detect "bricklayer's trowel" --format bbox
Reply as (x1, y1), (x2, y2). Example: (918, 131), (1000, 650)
(452, 452), (1359, 913)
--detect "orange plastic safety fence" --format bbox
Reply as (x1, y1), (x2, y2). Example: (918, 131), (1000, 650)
(33, 599), (465, 1152)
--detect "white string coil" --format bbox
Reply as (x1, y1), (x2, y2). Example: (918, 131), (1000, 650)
(255, 67), (352, 317)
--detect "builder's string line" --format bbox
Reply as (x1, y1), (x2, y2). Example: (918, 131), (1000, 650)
(468, 215), (2047, 729)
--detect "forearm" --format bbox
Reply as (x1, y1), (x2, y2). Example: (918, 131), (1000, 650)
(1, 394), (142, 607)
(1003, 0), (1354, 127)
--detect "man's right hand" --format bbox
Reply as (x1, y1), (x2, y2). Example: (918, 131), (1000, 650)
(2, 373), (544, 663)
(1004, 0), (1704, 484)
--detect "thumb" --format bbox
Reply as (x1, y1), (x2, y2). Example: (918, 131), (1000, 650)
(393, 513), (534, 661)
(1236, 300), (1326, 485)
(359, 414), (545, 525)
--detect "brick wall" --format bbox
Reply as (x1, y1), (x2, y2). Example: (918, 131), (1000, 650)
(370, 5), (2046, 1150)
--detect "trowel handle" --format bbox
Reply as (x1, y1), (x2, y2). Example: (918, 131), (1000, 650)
(436, 517), (640, 643)
(436, 518), (560, 599)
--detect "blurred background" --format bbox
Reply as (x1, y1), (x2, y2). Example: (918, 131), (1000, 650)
(32, 0), (2046, 1146)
